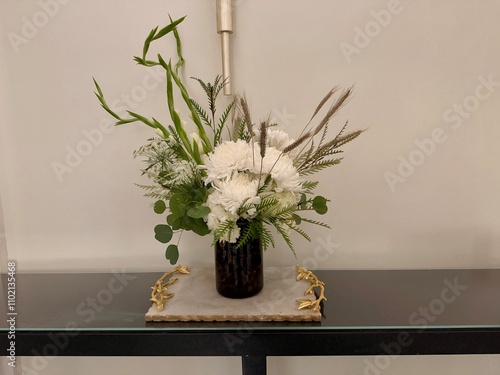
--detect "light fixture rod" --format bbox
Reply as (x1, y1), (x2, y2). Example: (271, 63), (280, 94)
(216, 0), (233, 95)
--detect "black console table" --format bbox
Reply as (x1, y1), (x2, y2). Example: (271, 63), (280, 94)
(2, 269), (500, 374)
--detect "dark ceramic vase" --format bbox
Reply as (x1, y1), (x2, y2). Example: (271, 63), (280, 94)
(214, 236), (264, 299)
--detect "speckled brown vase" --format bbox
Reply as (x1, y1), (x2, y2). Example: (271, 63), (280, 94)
(214, 236), (263, 299)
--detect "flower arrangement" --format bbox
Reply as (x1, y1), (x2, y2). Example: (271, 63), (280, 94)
(94, 16), (362, 265)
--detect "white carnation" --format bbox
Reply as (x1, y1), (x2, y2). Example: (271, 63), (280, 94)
(267, 129), (293, 151)
(255, 129), (300, 158)
(249, 146), (303, 193)
(209, 173), (260, 216)
(203, 140), (254, 183)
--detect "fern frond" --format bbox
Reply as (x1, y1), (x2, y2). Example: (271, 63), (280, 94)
(260, 225), (275, 250)
(331, 129), (364, 149)
(317, 123), (329, 151)
(298, 158), (343, 176)
(269, 219), (296, 257)
(271, 204), (297, 220)
(214, 100), (235, 146)
(332, 120), (349, 142)
(235, 117), (251, 141)
(310, 125), (362, 163)
(135, 183), (161, 191)
(191, 99), (212, 128)
(302, 181), (319, 193)
(134, 185), (169, 200)
(191, 77), (210, 97)
(293, 139), (315, 167)
(296, 122), (349, 171)
(213, 220), (237, 244)
(212, 75), (226, 103)
(297, 217), (331, 229)
(236, 220), (262, 248)
(256, 198), (279, 215)
(289, 225), (312, 242)
(143, 191), (168, 200)
(191, 75), (228, 127)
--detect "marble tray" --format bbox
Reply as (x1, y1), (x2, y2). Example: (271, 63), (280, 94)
(145, 267), (322, 322)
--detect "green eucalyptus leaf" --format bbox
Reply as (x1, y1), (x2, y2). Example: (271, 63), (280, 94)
(312, 196), (327, 208)
(190, 218), (210, 236)
(312, 196), (328, 215)
(170, 216), (183, 231)
(154, 224), (173, 244)
(181, 215), (193, 228)
(194, 188), (208, 201)
(167, 213), (179, 226)
(187, 205), (210, 219)
(165, 244), (179, 265)
(314, 206), (328, 215)
(153, 200), (167, 214)
(169, 195), (186, 215)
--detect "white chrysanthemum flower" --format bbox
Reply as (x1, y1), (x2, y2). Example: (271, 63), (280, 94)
(203, 140), (254, 183)
(267, 129), (293, 151)
(202, 137), (302, 243)
(205, 199), (236, 231)
(255, 129), (301, 158)
(249, 146), (303, 193)
(254, 129), (293, 151)
(205, 199), (241, 243)
(205, 172), (262, 242)
(269, 156), (302, 193)
(210, 173), (260, 216)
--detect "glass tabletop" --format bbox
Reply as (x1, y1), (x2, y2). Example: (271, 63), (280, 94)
(1, 268), (499, 331)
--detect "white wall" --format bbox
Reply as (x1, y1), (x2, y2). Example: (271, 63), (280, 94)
(1, 0), (500, 272)
(1, 0), (499, 373)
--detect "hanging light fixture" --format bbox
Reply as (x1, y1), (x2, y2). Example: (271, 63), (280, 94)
(216, 0), (233, 95)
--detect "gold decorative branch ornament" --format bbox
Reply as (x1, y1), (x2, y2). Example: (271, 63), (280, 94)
(295, 265), (326, 312)
(150, 265), (190, 311)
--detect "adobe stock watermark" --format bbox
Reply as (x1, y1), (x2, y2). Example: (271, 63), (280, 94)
(340, 0), (412, 64)
(269, 107), (296, 128)
(223, 235), (339, 353)
(7, 0), (73, 54)
(20, 270), (136, 375)
(358, 277), (467, 375)
(51, 66), (165, 183)
(385, 74), (499, 192)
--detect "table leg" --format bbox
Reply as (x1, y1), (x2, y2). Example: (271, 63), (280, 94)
(241, 355), (266, 375)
